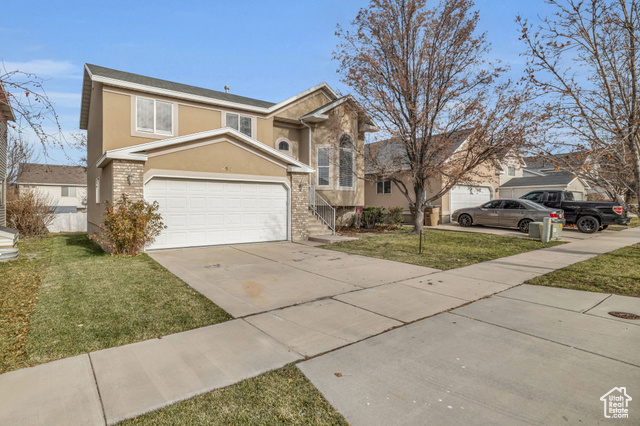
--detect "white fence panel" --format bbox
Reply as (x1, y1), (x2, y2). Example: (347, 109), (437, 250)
(48, 212), (87, 233)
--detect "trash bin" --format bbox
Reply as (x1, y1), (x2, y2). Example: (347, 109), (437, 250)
(424, 205), (441, 226)
(410, 205), (440, 226)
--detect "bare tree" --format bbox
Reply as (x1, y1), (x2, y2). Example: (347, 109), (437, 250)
(335, 0), (536, 232)
(6, 133), (38, 183)
(520, 0), (640, 209)
(1, 67), (65, 154)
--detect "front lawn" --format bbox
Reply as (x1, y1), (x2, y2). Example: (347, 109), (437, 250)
(325, 229), (564, 270)
(0, 233), (231, 374)
(526, 243), (640, 297)
(120, 364), (347, 425)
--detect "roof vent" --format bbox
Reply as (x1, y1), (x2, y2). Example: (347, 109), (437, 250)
(224, 85), (230, 94)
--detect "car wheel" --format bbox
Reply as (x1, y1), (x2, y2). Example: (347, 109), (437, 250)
(518, 218), (532, 233)
(598, 225), (609, 231)
(458, 214), (473, 227)
(577, 215), (599, 233)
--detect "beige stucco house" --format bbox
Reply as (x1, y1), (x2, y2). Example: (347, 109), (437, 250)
(80, 64), (376, 250)
(364, 135), (524, 224)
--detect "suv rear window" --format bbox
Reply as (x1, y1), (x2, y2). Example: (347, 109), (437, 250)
(522, 192), (544, 202)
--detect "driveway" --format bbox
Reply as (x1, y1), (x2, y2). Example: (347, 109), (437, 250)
(149, 243), (439, 317)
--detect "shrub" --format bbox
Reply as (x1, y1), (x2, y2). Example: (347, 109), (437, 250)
(361, 206), (385, 229)
(385, 206), (404, 226)
(97, 195), (167, 256)
(6, 188), (55, 236)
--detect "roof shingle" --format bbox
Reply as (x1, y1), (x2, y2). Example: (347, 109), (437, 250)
(499, 172), (576, 188)
(16, 163), (87, 186)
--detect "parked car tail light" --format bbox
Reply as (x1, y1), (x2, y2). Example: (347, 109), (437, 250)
(613, 206), (623, 215)
(549, 212), (558, 219)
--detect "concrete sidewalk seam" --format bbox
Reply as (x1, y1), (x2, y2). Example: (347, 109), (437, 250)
(449, 312), (640, 369)
(88, 353), (108, 426)
(330, 296), (409, 324)
(581, 293), (613, 313)
(241, 319), (305, 359)
(494, 291), (611, 314)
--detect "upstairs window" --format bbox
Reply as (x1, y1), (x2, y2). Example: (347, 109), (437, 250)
(226, 112), (252, 137)
(339, 134), (354, 188)
(377, 180), (392, 194)
(317, 147), (331, 187)
(61, 186), (77, 197)
(278, 140), (290, 152)
(136, 97), (173, 135)
(508, 166), (515, 176)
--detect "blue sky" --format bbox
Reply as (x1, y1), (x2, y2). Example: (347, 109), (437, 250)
(3, 0), (556, 165)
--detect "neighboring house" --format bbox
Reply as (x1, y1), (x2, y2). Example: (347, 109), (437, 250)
(364, 132), (523, 223)
(499, 172), (590, 199)
(80, 64), (377, 250)
(504, 153), (593, 200)
(0, 84), (19, 254)
(16, 163), (88, 213)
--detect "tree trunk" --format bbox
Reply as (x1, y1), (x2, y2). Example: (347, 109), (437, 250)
(412, 183), (426, 234)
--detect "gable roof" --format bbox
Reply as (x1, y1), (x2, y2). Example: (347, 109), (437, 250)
(16, 163), (87, 186)
(524, 152), (589, 171)
(364, 129), (473, 174)
(96, 128), (314, 174)
(80, 64), (339, 130)
(499, 172), (578, 188)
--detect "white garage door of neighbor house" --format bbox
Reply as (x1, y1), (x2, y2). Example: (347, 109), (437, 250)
(145, 178), (288, 250)
(450, 185), (492, 213)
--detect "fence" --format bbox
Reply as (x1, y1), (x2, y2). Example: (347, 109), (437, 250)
(48, 212), (87, 233)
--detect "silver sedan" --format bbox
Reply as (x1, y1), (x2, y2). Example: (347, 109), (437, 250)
(451, 199), (566, 233)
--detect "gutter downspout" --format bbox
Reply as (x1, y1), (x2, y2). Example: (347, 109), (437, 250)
(300, 118), (313, 187)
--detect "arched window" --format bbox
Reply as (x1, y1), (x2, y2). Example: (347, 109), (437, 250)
(339, 134), (354, 188)
(278, 140), (290, 152)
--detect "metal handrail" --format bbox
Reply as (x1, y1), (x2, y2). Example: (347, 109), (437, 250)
(308, 186), (336, 234)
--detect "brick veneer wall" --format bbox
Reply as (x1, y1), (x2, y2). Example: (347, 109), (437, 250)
(112, 159), (145, 201)
(290, 173), (309, 241)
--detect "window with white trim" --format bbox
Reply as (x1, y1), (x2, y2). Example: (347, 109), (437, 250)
(508, 166), (515, 176)
(317, 147), (331, 187)
(136, 97), (173, 135)
(95, 177), (100, 204)
(0, 180), (4, 206)
(225, 112), (252, 137)
(377, 180), (392, 194)
(61, 186), (77, 197)
(339, 134), (354, 188)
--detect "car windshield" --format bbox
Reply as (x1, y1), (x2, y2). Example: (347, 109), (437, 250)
(519, 199), (549, 210)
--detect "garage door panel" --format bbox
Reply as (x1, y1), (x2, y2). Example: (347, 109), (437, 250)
(145, 178), (289, 250)
(451, 185), (492, 213)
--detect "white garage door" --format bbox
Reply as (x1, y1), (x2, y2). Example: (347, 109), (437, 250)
(450, 185), (492, 214)
(145, 178), (288, 250)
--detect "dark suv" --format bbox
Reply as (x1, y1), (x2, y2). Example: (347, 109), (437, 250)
(520, 190), (630, 233)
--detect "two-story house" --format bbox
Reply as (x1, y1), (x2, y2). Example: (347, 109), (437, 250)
(80, 64), (376, 250)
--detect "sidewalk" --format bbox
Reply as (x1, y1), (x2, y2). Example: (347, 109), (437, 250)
(1, 227), (639, 425)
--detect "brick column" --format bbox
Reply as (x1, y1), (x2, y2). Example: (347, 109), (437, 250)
(112, 159), (145, 201)
(289, 173), (309, 241)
